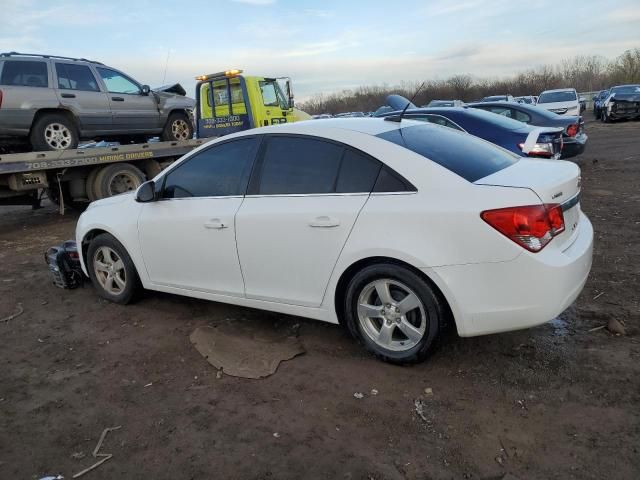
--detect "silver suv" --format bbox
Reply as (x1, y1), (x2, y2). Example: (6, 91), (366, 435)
(0, 52), (195, 151)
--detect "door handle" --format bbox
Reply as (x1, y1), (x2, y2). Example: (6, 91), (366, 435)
(309, 216), (340, 228)
(204, 219), (228, 230)
(112, 96), (125, 102)
(61, 93), (76, 98)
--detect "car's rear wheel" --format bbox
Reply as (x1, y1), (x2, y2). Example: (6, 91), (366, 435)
(30, 113), (78, 151)
(87, 233), (140, 304)
(344, 264), (445, 364)
(93, 163), (146, 199)
(161, 112), (193, 142)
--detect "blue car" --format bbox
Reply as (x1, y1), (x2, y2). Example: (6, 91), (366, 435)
(379, 95), (564, 159)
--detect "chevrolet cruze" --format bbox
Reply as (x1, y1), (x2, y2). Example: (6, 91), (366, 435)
(76, 118), (593, 363)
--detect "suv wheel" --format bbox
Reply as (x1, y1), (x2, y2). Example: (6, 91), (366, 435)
(161, 112), (193, 142)
(344, 264), (446, 364)
(30, 113), (78, 151)
(87, 233), (140, 304)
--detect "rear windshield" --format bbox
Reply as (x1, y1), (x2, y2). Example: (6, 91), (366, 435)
(428, 100), (453, 107)
(376, 124), (518, 182)
(448, 107), (529, 131)
(538, 91), (577, 103)
(482, 96), (506, 102)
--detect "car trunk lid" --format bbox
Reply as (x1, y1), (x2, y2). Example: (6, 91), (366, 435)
(475, 159), (582, 250)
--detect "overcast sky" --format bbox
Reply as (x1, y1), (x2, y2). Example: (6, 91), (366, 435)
(2, 0), (639, 101)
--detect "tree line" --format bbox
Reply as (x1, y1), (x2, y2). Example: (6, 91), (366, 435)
(299, 48), (640, 115)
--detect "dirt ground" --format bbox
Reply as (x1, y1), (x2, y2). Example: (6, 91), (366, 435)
(1, 114), (639, 480)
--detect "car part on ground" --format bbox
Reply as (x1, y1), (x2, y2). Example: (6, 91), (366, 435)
(76, 117), (593, 364)
(467, 101), (587, 158)
(0, 52), (195, 151)
(44, 240), (84, 289)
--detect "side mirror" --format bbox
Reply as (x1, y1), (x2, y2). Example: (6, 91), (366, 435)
(135, 180), (156, 202)
(141, 85), (151, 96)
(286, 79), (294, 109)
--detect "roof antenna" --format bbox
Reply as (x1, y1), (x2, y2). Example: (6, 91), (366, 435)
(387, 82), (426, 122)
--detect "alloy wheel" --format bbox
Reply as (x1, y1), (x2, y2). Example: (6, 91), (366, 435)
(171, 119), (190, 140)
(93, 246), (126, 295)
(357, 278), (427, 352)
(44, 123), (72, 149)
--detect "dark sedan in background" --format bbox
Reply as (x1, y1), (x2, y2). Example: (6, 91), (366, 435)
(380, 95), (564, 159)
(467, 101), (587, 158)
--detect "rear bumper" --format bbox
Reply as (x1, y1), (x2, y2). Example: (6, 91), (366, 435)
(430, 212), (593, 337)
(561, 133), (587, 159)
(0, 109), (35, 137)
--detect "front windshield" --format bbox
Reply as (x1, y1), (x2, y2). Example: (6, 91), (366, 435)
(538, 91), (577, 103)
(611, 85), (640, 95)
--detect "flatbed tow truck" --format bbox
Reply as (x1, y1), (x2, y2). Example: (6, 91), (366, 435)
(0, 69), (304, 211)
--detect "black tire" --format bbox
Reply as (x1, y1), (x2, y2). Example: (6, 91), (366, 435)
(30, 113), (78, 151)
(160, 112), (193, 142)
(343, 263), (446, 364)
(85, 167), (101, 202)
(87, 233), (140, 304)
(93, 163), (146, 199)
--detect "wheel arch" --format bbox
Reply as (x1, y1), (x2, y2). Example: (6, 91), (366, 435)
(80, 227), (143, 281)
(333, 256), (456, 330)
(30, 108), (80, 135)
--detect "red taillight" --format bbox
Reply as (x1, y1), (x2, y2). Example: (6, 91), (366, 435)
(481, 204), (565, 252)
(566, 124), (578, 137)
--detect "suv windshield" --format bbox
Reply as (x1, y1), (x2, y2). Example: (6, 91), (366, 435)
(538, 91), (577, 103)
(376, 124), (518, 182)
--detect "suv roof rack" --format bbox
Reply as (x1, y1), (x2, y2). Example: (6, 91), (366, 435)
(0, 52), (104, 65)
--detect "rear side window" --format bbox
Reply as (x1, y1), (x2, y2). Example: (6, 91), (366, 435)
(0, 60), (48, 87)
(257, 136), (344, 195)
(56, 63), (99, 92)
(377, 124), (518, 183)
(162, 137), (258, 198)
(336, 149), (381, 193)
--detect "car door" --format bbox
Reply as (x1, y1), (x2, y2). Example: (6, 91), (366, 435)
(54, 62), (112, 133)
(137, 136), (260, 295)
(93, 66), (161, 132)
(235, 135), (381, 307)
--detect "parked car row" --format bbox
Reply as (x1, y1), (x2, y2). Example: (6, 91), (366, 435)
(375, 94), (587, 159)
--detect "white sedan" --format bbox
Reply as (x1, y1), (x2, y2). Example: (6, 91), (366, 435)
(76, 118), (593, 363)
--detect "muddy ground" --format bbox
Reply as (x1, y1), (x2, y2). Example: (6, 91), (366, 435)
(1, 114), (638, 480)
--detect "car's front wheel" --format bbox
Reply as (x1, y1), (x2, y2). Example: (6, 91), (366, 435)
(87, 233), (140, 304)
(344, 264), (446, 364)
(161, 112), (193, 141)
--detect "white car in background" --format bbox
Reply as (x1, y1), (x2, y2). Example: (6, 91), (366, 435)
(537, 88), (580, 116)
(76, 118), (593, 364)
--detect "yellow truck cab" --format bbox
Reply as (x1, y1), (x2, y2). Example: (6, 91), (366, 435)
(195, 69), (297, 138)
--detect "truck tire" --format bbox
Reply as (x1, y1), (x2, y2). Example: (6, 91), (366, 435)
(161, 112), (193, 142)
(30, 113), (78, 151)
(85, 167), (101, 202)
(93, 163), (146, 199)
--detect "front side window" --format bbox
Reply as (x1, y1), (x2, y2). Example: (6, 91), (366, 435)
(96, 67), (140, 94)
(0, 60), (48, 87)
(259, 80), (288, 109)
(162, 137), (259, 199)
(56, 63), (99, 92)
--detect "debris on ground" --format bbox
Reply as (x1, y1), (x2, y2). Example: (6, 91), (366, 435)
(70, 452), (85, 460)
(273, 432), (280, 438)
(414, 399), (428, 422)
(607, 318), (626, 335)
(72, 425), (121, 478)
(370, 389), (378, 396)
(588, 325), (606, 332)
(190, 324), (305, 379)
(424, 387), (433, 395)
(0, 303), (24, 323)
(353, 392), (364, 399)
(39, 476), (64, 480)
